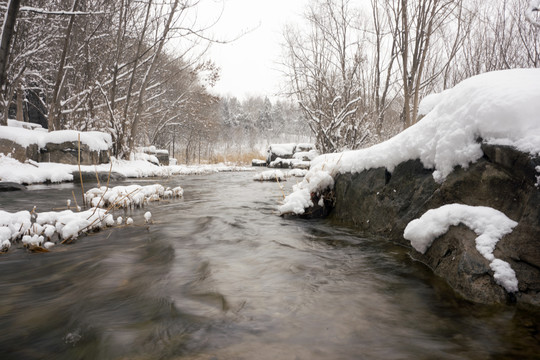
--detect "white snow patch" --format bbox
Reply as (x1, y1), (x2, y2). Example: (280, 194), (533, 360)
(403, 204), (518, 292)
(279, 69), (540, 215)
(144, 212), (152, 223)
(35, 208), (114, 240)
(85, 184), (182, 209)
(278, 170), (334, 215)
(0, 126), (112, 151)
(133, 151), (160, 165)
(253, 170), (286, 182)
(7, 119), (44, 130)
(293, 150), (319, 161)
(288, 169), (308, 177)
(0, 154), (74, 184)
(268, 143), (296, 157)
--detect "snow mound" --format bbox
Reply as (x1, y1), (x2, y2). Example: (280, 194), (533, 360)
(0, 210), (32, 250)
(268, 143), (296, 157)
(0, 154), (74, 184)
(253, 170), (287, 182)
(403, 204), (518, 293)
(85, 184), (183, 209)
(279, 69), (540, 215)
(35, 208), (115, 240)
(0, 207), (115, 251)
(279, 169), (334, 215)
(288, 169), (308, 177)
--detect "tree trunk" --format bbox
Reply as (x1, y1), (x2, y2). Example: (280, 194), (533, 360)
(48, 0), (80, 131)
(401, 0), (412, 128)
(0, 0), (22, 126)
(411, 2), (437, 125)
(16, 80), (23, 122)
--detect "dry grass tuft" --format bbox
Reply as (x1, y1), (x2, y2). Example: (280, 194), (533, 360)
(208, 150), (265, 165)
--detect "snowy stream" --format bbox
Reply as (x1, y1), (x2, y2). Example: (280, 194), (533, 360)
(0, 171), (538, 359)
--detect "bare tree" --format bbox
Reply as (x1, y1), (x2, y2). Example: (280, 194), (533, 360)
(283, 0), (367, 153)
(384, 0), (465, 128)
(0, 0), (21, 125)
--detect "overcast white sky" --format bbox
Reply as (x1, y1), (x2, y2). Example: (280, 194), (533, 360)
(196, 0), (309, 100)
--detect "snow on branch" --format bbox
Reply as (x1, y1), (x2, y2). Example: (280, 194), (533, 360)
(18, 6), (105, 16)
(526, 0), (540, 28)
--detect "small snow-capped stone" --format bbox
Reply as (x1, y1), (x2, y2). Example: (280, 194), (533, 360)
(22, 234), (44, 246)
(126, 217), (134, 225)
(1, 239), (11, 251)
(117, 216), (123, 225)
(43, 224), (56, 239)
(144, 212), (152, 223)
(44, 242), (55, 249)
(172, 186), (184, 197)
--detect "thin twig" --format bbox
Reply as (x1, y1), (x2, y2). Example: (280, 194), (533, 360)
(72, 190), (80, 212)
(106, 161), (113, 188)
(77, 133), (85, 207)
(94, 164), (101, 188)
(275, 175), (286, 200)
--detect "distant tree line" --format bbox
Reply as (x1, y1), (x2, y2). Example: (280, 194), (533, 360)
(162, 96), (308, 164)
(282, 0), (540, 153)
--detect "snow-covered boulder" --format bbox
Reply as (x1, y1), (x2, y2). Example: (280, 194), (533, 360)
(141, 146), (169, 165)
(252, 159), (267, 167)
(266, 143), (296, 164)
(279, 69), (540, 306)
(253, 169), (287, 182)
(266, 143), (317, 168)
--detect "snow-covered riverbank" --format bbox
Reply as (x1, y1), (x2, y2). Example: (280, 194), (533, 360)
(0, 154), (254, 185)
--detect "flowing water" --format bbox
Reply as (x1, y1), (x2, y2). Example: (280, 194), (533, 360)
(0, 171), (539, 360)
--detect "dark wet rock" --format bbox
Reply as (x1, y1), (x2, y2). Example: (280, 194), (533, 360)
(38, 142), (110, 165)
(155, 153), (169, 166)
(0, 139), (110, 165)
(0, 182), (26, 191)
(72, 171), (126, 183)
(325, 144), (540, 305)
(0, 139), (39, 162)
